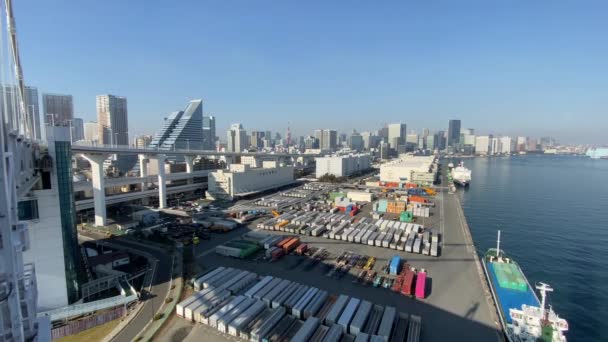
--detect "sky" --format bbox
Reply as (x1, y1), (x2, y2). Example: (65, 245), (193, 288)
(15, 1), (608, 144)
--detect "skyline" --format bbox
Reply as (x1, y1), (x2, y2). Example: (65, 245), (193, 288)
(16, 1), (608, 144)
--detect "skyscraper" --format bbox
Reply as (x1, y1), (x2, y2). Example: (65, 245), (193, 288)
(84, 121), (98, 143)
(202, 114), (216, 150)
(349, 131), (364, 152)
(148, 99), (203, 151)
(96, 94), (128, 146)
(250, 131), (264, 149)
(387, 123), (407, 149)
(134, 134), (153, 148)
(71, 117), (84, 142)
(227, 123), (247, 152)
(43, 93), (73, 127)
(447, 119), (461, 149)
(321, 129), (338, 150)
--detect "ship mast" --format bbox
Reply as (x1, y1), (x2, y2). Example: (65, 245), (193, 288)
(496, 230), (501, 256)
(536, 282), (553, 322)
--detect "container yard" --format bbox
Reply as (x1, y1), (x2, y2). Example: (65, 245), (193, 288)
(164, 170), (502, 342)
(178, 266), (421, 342)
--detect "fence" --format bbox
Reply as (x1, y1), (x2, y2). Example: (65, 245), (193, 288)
(51, 305), (126, 340)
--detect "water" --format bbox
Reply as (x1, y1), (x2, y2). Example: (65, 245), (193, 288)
(453, 155), (608, 342)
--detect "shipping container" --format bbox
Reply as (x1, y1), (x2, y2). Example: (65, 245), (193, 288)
(324, 294), (349, 325)
(291, 317), (320, 342)
(367, 232), (379, 245)
(208, 296), (247, 328)
(284, 285), (310, 312)
(349, 300), (372, 335)
(376, 306), (396, 341)
(310, 325), (329, 342)
(202, 267), (235, 289)
(271, 282), (300, 308)
(363, 305), (384, 335)
(240, 308), (271, 340)
(413, 236), (422, 254)
(415, 272), (427, 299)
(315, 295), (336, 321)
(295, 243), (308, 255)
(337, 297), (361, 333)
(303, 290), (328, 319)
(431, 239), (439, 257)
(382, 231), (394, 248)
(198, 297), (233, 325)
(354, 332), (370, 342)
(401, 270), (416, 296)
(220, 271), (252, 292)
(390, 313), (409, 342)
(244, 276), (273, 298)
(228, 300), (266, 336)
(389, 256), (401, 275)
(254, 278), (282, 301)
(217, 297), (256, 333)
(250, 307), (286, 342)
(262, 279), (291, 306)
(292, 287), (319, 319)
(406, 315), (422, 342)
(262, 315), (295, 342)
(375, 232), (386, 247)
(397, 240), (406, 251)
(193, 267), (226, 291)
(323, 323), (344, 342)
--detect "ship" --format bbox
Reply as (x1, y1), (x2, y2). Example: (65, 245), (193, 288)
(585, 147), (608, 159)
(451, 161), (471, 186)
(482, 231), (569, 342)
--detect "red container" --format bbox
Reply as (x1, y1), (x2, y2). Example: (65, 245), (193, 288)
(295, 243), (308, 255)
(415, 272), (427, 299)
(283, 238), (300, 253)
(409, 196), (428, 204)
(271, 248), (285, 260)
(401, 270), (415, 296)
(406, 183), (418, 189)
(276, 237), (293, 248)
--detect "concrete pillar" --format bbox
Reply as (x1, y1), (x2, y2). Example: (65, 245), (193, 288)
(81, 153), (108, 226)
(157, 154), (167, 209)
(184, 155), (195, 184)
(138, 154), (148, 191)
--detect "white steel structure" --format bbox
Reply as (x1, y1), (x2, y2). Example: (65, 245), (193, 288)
(0, 0), (44, 339)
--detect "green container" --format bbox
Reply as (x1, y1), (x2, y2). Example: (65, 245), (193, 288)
(400, 211), (414, 222)
(494, 263), (528, 291)
(329, 192), (347, 200)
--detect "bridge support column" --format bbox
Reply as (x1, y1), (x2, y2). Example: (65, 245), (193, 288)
(157, 154), (167, 208)
(184, 155), (195, 184)
(138, 154), (149, 205)
(81, 153), (108, 226)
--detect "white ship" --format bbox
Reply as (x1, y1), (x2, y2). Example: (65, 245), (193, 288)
(451, 161), (471, 186)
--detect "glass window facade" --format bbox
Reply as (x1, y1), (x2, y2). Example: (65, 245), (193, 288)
(18, 199), (39, 221)
(54, 141), (86, 304)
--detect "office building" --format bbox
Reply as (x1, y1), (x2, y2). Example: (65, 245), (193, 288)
(227, 123), (248, 152)
(148, 99), (203, 152)
(435, 131), (446, 151)
(208, 161), (294, 200)
(315, 154), (371, 177)
(315, 129), (337, 150)
(96, 94), (128, 146)
(21, 127), (85, 309)
(304, 135), (318, 150)
(475, 135), (491, 155)
(447, 119), (461, 149)
(387, 123), (406, 149)
(499, 136), (513, 154)
(462, 128), (476, 146)
(349, 131), (364, 151)
(134, 134), (153, 148)
(71, 117), (84, 142)
(426, 134), (436, 151)
(380, 155), (438, 186)
(250, 130), (265, 149)
(43, 93), (73, 127)
(379, 140), (389, 159)
(202, 114), (216, 150)
(406, 133), (418, 145)
(84, 121), (98, 143)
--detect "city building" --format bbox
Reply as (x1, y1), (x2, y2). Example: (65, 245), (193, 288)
(0, 85), (42, 140)
(462, 128), (476, 146)
(379, 155), (438, 186)
(316, 129), (337, 150)
(227, 123), (247, 152)
(202, 114), (216, 150)
(148, 99), (203, 152)
(21, 127), (85, 310)
(304, 135), (318, 150)
(426, 134), (436, 151)
(96, 94), (128, 146)
(499, 136), (513, 154)
(447, 119), (461, 149)
(516, 136), (527, 152)
(71, 117), (84, 142)
(84, 121), (98, 143)
(134, 134), (153, 148)
(43, 93), (73, 128)
(406, 133), (418, 145)
(387, 123), (407, 149)
(250, 130), (265, 149)
(379, 140), (389, 159)
(315, 154), (371, 177)
(475, 135), (491, 155)
(435, 131), (446, 151)
(490, 137), (500, 155)
(349, 131), (364, 151)
(207, 161), (294, 200)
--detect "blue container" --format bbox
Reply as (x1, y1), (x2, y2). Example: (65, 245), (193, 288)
(389, 255), (401, 275)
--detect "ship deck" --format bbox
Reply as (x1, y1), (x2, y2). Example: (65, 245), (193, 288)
(487, 261), (539, 324)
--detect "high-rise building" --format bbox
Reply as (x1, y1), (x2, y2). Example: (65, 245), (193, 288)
(422, 128), (430, 138)
(475, 135), (491, 155)
(148, 99), (203, 152)
(134, 134), (153, 148)
(462, 128), (476, 146)
(0, 85), (42, 140)
(387, 123), (407, 149)
(447, 119), (461, 149)
(321, 129), (338, 150)
(43, 93), (73, 127)
(406, 133), (418, 145)
(96, 94), (128, 146)
(227, 123), (247, 152)
(22, 127), (86, 309)
(435, 131), (446, 151)
(71, 117), (84, 142)
(499, 136), (513, 154)
(490, 137), (500, 155)
(361, 131), (380, 150)
(84, 121), (98, 143)
(379, 140), (389, 160)
(202, 115), (216, 150)
(250, 131), (265, 149)
(426, 135), (436, 151)
(304, 135), (318, 150)
(349, 131), (364, 152)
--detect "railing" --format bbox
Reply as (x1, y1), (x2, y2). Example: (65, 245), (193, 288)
(38, 292), (138, 322)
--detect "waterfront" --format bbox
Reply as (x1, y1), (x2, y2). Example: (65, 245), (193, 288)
(455, 155), (608, 342)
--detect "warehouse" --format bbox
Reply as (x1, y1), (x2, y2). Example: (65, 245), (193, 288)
(207, 161), (295, 200)
(379, 156), (438, 185)
(315, 154), (371, 177)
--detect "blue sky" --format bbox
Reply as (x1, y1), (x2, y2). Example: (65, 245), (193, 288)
(16, 1), (608, 144)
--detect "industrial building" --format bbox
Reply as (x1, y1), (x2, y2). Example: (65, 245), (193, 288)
(315, 154), (371, 177)
(379, 155), (438, 185)
(207, 161), (294, 200)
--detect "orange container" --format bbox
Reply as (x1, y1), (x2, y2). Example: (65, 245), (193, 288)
(409, 196), (428, 204)
(283, 238), (300, 253)
(276, 237), (293, 248)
